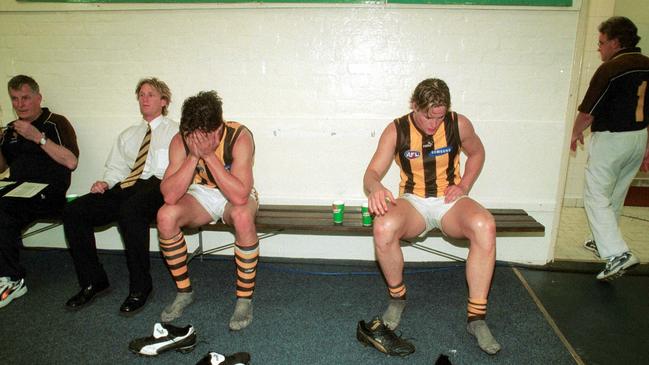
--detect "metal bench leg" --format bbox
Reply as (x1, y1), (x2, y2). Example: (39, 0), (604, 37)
(21, 223), (62, 239)
(187, 230), (282, 264)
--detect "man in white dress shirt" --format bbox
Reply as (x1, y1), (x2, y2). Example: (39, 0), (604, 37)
(63, 78), (178, 315)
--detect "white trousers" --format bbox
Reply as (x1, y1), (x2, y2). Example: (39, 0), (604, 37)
(584, 129), (647, 259)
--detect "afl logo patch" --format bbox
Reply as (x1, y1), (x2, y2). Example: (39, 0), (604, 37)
(403, 150), (420, 159)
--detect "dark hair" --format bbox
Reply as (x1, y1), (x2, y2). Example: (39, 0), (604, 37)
(598, 16), (641, 48)
(8, 75), (39, 93)
(136, 77), (172, 116)
(410, 78), (451, 111)
(180, 91), (224, 136)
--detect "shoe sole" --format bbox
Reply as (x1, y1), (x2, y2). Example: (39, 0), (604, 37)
(64, 287), (111, 312)
(0, 285), (27, 309)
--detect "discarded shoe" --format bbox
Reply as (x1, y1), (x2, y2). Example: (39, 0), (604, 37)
(129, 322), (197, 356)
(196, 351), (251, 365)
(356, 316), (415, 357)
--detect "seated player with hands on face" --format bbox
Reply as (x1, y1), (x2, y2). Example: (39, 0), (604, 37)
(156, 91), (259, 331)
(361, 78), (501, 355)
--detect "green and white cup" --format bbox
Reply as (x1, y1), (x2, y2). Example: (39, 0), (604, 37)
(361, 202), (373, 227)
(66, 194), (79, 203)
(332, 200), (345, 225)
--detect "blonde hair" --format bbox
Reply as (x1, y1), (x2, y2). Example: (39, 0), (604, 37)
(135, 77), (172, 116)
(410, 78), (451, 111)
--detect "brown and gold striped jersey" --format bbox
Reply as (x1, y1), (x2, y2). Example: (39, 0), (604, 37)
(394, 112), (461, 198)
(184, 121), (253, 189)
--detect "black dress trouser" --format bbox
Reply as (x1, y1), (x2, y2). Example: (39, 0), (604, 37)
(63, 177), (163, 294)
(0, 188), (63, 280)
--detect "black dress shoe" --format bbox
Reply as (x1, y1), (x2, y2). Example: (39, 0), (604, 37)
(119, 289), (151, 315)
(65, 282), (110, 310)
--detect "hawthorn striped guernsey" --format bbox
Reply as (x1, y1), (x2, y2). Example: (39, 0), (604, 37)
(394, 111), (461, 198)
(185, 121), (253, 188)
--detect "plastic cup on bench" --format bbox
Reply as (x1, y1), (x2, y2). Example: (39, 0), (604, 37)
(361, 202), (372, 227)
(332, 200), (345, 225)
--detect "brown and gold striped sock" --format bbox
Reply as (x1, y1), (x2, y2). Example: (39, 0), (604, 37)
(467, 297), (487, 322)
(160, 232), (192, 293)
(235, 241), (259, 299)
(388, 282), (407, 300)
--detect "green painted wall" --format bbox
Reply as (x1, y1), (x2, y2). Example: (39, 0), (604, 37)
(18, 0), (572, 5)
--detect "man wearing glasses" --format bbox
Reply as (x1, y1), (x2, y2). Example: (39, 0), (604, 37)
(570, 16), (649, 281)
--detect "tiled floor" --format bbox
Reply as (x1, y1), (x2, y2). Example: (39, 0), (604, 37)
(554, 206), (649, 262)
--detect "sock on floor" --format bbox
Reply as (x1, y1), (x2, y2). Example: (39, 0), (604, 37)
(229, 297), (253, 331)
(161, 291), (194, 323)
(467, 297), (500, 354)
(467, 319), (501, 355)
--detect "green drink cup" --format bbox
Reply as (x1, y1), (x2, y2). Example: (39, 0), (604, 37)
(332, 200), (345, 225)
(361, 202), (372, 227)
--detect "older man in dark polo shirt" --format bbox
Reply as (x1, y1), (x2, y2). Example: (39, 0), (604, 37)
(0, 75), (79, 309)
(570, 16), (649, 281)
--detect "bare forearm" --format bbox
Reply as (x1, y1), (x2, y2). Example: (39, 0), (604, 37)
(363, 170), (384, 195)
(459, 154), (484, 193)
(161, 155), (199, 205)
(42, 142), (78, 170)
(572, 112), (593, 136)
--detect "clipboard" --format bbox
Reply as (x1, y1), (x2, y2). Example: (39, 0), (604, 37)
(3, 182), (48, 198)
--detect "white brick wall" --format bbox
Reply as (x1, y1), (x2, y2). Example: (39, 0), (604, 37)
(1, 3), (582, 264)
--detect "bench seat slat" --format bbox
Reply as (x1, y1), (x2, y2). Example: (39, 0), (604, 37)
(257, 205), (530, 216)
(200, 204), (545, 235)
(24, 205), (544, 240)
(256, 212), (539, 223)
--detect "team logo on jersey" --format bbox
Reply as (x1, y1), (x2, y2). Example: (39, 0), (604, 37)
(428, 146), (453, 157)
(403, 150), (421, 159)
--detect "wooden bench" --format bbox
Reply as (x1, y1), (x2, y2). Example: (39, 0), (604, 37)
(192, 204), (545, 261)
(23, 204), (545, 262)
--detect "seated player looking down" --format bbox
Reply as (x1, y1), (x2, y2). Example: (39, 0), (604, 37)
(361, 78), (501, 355)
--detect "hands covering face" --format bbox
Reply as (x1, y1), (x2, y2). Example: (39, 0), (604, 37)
(186, 129), (221, 159)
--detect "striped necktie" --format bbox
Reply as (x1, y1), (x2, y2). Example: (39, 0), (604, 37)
(120, 124), (151, 189)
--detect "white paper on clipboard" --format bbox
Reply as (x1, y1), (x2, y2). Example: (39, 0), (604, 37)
(4, 182), (48, 198)
(0, 181), (16, 189)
